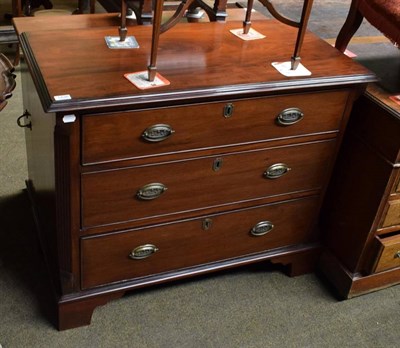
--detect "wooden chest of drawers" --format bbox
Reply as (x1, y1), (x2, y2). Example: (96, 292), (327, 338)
(15, 15), (374, 329)
(320, 85), (400, 298)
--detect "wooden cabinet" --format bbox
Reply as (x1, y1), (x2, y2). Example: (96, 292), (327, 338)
(320, 85), (400, 298)
(15, 14), (374, 329)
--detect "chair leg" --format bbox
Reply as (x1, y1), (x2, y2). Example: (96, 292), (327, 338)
(42, 0), (53, 9)
(90, 0), (96, 13)
(24, 0), (32, 16)
(12, 0), (23, 17)
(76, 0), (95, 13)
(136, 0), (153, 25)
(335, 0), (364, 52)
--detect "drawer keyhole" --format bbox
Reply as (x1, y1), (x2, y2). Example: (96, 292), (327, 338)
(223, 103), (234, 118)
(202, 218), (213, 231)
(213, 158), (223, 172)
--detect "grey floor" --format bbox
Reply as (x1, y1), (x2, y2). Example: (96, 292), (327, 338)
(1, 0), (400, 347)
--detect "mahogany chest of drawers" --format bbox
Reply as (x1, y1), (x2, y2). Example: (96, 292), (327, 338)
(320, 85), (400, 298)
(15, 15), (374, 329)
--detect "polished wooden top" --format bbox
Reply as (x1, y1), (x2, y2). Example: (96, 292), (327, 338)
(13, 13), (135, 36)
(17, 17), (376, 112)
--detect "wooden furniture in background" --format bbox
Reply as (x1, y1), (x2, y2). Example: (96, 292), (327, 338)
(335, 0), (400, 52)
(16, 0), (96, 16)
(98, 0), (229, 25)
(320, 85), (400, 298)
(14, 12), (375, 330)
(97, 0), (152, 24)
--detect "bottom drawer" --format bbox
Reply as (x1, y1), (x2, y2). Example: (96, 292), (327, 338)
(81, 196), (319, 289)
(373, 234), (400, 273)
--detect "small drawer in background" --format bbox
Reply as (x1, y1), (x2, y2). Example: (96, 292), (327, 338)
(381, 199), (400, 228)
(373, 234), (400, 273)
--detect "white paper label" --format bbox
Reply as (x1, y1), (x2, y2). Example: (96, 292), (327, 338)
(54, 94), (72, 101)
(271, 61), (312, 77)
(63, 114), (76, 123)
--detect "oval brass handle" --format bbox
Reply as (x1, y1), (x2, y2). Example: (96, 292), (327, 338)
(394, 251), (400, 259)
(136, 183), (167, 200)
(250, 221), (274, 236)
(142, 124), (175, 142)
(129, 244), (159, 260)
(276, 107), (304, 126)
(264, 163), (291, 179)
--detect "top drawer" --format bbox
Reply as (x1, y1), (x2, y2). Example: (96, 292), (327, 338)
(82, 90), (349, 164)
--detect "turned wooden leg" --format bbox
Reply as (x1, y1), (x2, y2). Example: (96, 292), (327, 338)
(140, 0), (153, 25)
(147, 0), (164, 82)
(212, 0), (228, 21)
(290, 0), (313, 70)
(75, 0), (94, 14)
(186, 3), (203, 23)
(119, 0), (128, 41)
(335, 0), (364, 52)
(24, 0), (32, 16)
(58, 291), (124, 330)
(242, 0), (254, 34)
(12, 0), (23, 17)
(42, 0), (53, 9)
(90, 0), (96, 13)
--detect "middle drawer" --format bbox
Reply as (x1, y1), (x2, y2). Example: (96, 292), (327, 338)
(81, 140), (336, 228)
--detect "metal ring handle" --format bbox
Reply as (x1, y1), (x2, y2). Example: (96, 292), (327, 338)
(17, 110), (32, 130)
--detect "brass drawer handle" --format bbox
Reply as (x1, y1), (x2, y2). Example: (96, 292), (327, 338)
(129, 244), (159, 260)
(136, 183), (167, 200)
(250, 221), (274, 236)
(395, 251), (400, 259)
(142, 124), (175, 142)
(276, 107), (304, 126)
(264, 163), (291, 179)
